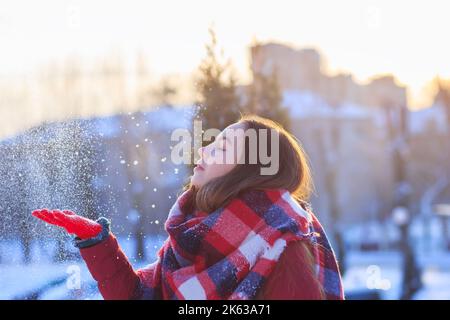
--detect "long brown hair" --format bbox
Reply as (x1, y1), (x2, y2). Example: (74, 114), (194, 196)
(182, 114), (324, 298)
(182, 114), (314, 213)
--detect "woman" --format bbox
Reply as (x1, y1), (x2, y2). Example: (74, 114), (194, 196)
(32, 114), (344, 300)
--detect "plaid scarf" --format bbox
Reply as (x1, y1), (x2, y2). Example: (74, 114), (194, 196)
(138, 188), (344, 300)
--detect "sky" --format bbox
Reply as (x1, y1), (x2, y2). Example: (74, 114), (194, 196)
(1, 0), (449, 108)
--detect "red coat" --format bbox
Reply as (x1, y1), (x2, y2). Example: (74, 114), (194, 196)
(80, 234), (324, 300)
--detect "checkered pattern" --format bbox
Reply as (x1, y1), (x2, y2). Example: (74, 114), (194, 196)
(137, 188), (344, 300)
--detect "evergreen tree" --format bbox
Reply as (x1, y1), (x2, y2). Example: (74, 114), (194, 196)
(195, 27), (241, 137)
(245, 67), (291, 130)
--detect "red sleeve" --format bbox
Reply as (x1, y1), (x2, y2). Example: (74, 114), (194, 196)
(79, 233), (142, 300)
(255, 240), (324, 300)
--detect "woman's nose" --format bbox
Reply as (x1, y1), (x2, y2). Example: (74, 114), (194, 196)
(198, 146), (205, 159)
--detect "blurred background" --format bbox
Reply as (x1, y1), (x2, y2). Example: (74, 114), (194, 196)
(0, 0), (449, 300)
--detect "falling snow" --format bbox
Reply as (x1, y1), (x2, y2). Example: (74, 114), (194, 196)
(0, 106), (194, 299)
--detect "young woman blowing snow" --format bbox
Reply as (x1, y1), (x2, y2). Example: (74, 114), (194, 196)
(32, 115), (344, 300)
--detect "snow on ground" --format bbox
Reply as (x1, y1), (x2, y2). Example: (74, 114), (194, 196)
(343, 250), (450, 300)
(342, 219), (450, 299)
(1, 232), (449, 300)
(0, 235), (166, 300)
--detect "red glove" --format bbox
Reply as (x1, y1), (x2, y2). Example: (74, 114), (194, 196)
(32, 208), (102, 239)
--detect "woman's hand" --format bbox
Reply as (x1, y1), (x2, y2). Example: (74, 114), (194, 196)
(32, 209), (102, 239)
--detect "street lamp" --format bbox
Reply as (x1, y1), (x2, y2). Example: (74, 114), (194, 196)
(392, 206), (422, 299)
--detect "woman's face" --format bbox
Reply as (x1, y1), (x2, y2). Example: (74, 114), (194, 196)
(190, 122), (246, 188)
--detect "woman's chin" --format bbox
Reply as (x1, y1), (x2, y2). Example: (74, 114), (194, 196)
(190, 175), (202, 188)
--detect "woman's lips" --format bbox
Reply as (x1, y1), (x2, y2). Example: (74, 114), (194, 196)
(194, 164), (205, 171)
